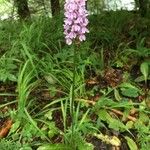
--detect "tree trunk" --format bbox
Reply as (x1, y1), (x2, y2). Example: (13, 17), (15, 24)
(50, 0), (60, 16)
(139, 0), (148, 17)
(15, 0), (30, 19)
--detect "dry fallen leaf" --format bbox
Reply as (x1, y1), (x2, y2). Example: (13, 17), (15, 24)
(0, 119), (13, 138)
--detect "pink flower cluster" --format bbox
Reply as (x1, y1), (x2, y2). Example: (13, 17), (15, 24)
(64, 0), (89, 45)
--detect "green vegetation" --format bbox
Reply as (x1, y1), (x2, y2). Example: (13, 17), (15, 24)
(0, 1), (150, 150)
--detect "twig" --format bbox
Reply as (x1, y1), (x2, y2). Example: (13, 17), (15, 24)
(75, 98), (137, 122)
(110, 108), (137, 122)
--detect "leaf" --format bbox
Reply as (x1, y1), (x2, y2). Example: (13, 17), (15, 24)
(140, 62), (149, 83)
(44, 110), (53, 120)
(78, 142), (94, 150)
(125, 136), (138, 150)
(135, 76), (145, 82)
(108, 118), (128, 132)
(44, 74), (57, 84)
(95, 97), (116, 108)
(126, 121), (134, 129)
(119, 83), (139, 91)
(48, 130), (56, 138)
(114, 89), (122, 101)
(0, 120), (13, 138)
(8, 74), (17, 82)
(47, 122), (59, 138)
(98, 110), (129, 132)
(37, 144), (71, 150)
(119, 82), (140, 98)
(139, 112), (149, 124)
(98, 109), (112, 121)
(120, 87), (139, 98)
(9, 120), (20, 135)
(93, 133), (121, 146)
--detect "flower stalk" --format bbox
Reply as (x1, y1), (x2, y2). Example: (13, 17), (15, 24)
(63, 0), (89, 147)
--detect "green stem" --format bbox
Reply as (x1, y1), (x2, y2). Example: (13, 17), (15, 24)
(71, 44), (78, 149)
(71, 46), (76, 135)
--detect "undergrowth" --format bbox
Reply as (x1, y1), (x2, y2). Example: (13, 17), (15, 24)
(0, 11), (150, 150)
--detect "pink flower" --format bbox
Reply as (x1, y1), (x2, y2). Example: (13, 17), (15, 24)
(66, 38), (72, 45)
(72, 24), (81, 32)
(64, 0), (89, 45)
(79, 34), (86, 41)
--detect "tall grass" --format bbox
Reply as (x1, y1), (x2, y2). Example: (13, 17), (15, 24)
(17, 60), (38, 119)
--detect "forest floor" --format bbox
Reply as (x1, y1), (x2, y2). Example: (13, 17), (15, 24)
(0, 11), (150, 150)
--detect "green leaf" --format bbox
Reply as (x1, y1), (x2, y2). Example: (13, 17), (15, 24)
(98, 109), (112, 121)
(9, 120), (20, 135)
(8, 74), (17, 82)
(44, 110), (53, 120)
(139, 112), (149, 124)
(95, 97), (116, 108)
(48, 130), (56, 138)
(135, 76), (145, 82)
(140, 62), (149, 83)
(119, 83), (139, 91)
(47, 122), (59, 138)
(120, 87), (139, 98)
(119, 82), (140, 98)
(78, 142), (94, 150)
(37, 144), (72, 150)
(108, 118), (128, 132)
(44, 74), (57, 84)
(126, 121), (134, 129)
(114, 89), (122, 101)
(98, 110), (129, 132)
(125, 136), (138, 150)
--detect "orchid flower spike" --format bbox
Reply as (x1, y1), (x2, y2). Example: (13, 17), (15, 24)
(64, 0), (89, 45)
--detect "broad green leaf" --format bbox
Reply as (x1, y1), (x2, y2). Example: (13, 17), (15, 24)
(108, 118), (128, 132)
(98, 109), (112, 121)
(119, 82), (140, 98)
(120, 87), (139, 98)
(95, 97), (116, 108)
(125, 136), (138, 150)
(98, 109), (130, 132)
(140, 62), (149, 83)
(119, 83), (139, 91)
